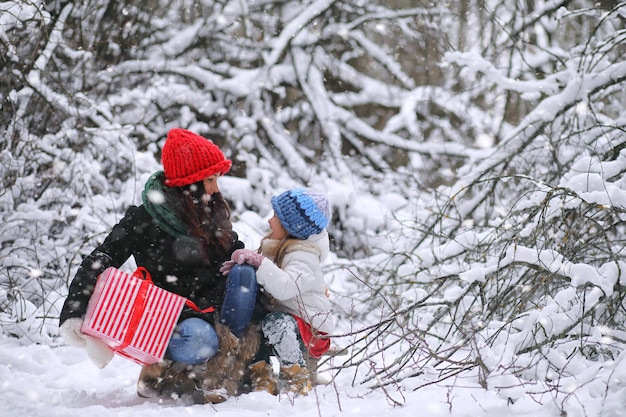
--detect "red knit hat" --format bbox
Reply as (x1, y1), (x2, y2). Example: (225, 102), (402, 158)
(161, 128), (232, 187)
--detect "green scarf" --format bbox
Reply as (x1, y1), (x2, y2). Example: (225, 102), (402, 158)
(142, 171), (189, 237)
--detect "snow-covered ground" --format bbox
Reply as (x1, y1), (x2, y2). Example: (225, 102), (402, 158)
(0, 333), (557, 417)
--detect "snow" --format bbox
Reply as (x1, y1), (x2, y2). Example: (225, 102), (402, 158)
(0, 334), (548, 417)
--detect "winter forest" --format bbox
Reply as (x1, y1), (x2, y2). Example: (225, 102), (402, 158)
(2, 0), (626, 416)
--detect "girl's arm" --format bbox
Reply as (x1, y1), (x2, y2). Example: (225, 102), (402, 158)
(255, 253), (319, 301)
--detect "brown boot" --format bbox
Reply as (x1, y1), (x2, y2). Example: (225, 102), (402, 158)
(249, 361), (278, 395)
(137, 361), (167, 398)
(279, 364), (312, 396)
(192, 388), (229, 404)
(197, 323), (260, 398)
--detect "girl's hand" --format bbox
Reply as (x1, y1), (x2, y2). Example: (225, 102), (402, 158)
(231, 249), (265, 268)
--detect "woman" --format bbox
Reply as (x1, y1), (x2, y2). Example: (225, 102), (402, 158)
(59, 128), (261, 404)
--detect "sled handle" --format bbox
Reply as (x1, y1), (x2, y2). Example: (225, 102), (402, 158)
(185, 300), (215, 314)
(132, 267), (151, 281)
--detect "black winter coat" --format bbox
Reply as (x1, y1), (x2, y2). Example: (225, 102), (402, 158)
(59, 205), (244, 327)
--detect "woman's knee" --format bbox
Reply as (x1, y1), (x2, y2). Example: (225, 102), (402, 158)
(220, 264), (259, 337)
(228, 264), (258, 289)
(167, 317), (219, 364)
(224, 264), (258, 304)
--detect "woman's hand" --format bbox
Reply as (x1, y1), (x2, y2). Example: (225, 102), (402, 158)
(59, 318), (114, 368)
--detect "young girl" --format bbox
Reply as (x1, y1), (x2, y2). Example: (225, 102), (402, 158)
(222, 188), (334, 395)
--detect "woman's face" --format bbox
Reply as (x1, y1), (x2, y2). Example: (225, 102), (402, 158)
(202, 175), (220, 195)
(268, 213), (287, 240)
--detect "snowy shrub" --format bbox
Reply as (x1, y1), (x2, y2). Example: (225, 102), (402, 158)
(334, 1), (626, 410)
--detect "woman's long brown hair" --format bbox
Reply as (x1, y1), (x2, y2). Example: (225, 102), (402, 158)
(168, 181), (235, 264)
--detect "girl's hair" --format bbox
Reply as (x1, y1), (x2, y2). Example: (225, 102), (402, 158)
(258, 235), (298, 268)
(168, 181), (235, 264)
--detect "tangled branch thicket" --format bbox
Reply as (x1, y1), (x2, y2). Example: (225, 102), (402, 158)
(336, 2), (626, 406)
(0, 0), (457, 329)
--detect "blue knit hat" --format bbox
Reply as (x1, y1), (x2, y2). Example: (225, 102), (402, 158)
(271, 188), (330, 239)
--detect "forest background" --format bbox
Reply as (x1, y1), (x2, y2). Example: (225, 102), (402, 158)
(2, 1), (626, 416)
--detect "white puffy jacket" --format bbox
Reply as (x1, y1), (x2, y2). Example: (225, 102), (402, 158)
(256, 230), (334, 334)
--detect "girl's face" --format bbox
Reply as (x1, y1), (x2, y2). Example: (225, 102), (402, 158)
(268, 213), (287, 240)
(202, 175), (220, 196)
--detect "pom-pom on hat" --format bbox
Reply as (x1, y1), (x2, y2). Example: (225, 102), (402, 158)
(271, 188), (330, 240)
(161, 128), (232, 187)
